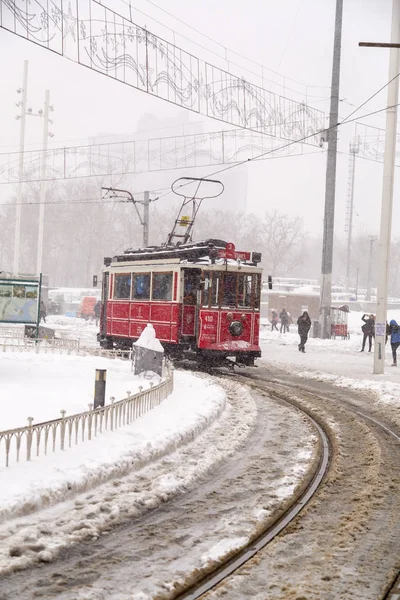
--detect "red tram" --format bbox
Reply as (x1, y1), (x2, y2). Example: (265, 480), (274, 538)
(98, 239), (263, 368)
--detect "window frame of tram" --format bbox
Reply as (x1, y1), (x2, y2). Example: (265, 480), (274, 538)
(113, 273), (132, 299)
(151, 272), (173, 302)
(131, 272), (151, 301)
(202, 271), (260, 309)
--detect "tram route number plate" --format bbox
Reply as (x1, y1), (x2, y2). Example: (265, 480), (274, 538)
(375, 322), (386, 337)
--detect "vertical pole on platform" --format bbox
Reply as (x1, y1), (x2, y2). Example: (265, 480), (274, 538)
(373, 0), (400, 374)
(320, 0), (343, 338)
(13, 60), (28, 275)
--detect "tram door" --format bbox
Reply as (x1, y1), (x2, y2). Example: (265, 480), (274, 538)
(181, 269), (201, 342)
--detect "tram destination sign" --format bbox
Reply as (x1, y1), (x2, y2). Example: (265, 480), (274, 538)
(0, 277), (40, 324)
(218, 242), (250, 261)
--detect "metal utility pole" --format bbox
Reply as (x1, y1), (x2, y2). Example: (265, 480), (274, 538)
(345, 138), (359, 292)
(13, 60), (28, 275)
(143, 190), (149, 247)
(320, 0), (343, 338)
(359, 0), (400, 374)
(102, 187), (150, 247)
(365, 236), (376, 302)
(36, 89), (50, 275)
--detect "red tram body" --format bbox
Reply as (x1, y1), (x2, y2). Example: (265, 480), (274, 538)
(98, 239), (262, 367)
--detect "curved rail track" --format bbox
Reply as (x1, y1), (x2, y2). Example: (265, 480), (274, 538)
(0, 365), (399, 600)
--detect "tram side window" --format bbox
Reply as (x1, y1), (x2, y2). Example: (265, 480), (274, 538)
(132, 273), (150, 300)
(238, 274), (252, 308)
(222, 272), (237, 307)
(114, 274), (131, 299)
(253, 274), (261, 309)
(152, 272), (173, 301)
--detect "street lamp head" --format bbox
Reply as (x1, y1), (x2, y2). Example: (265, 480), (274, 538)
(48, 132), (54, 138)
(15, 102), (21, 107)
(16, 88), (22, 94)
(49, 105), (55, 112)
(15, 115), (21, 120)
(27, 107), (32, 113)
(38, 109), (43, 115)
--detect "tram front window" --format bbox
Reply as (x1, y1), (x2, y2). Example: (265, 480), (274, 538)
(222, 273), (237, 307)
(238, 274), (252, 308)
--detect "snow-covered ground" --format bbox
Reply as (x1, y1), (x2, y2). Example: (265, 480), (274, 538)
(260, 309), (400, 409)
(1, 310), (400, 587)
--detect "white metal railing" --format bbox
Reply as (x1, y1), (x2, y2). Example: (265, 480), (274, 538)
(0, 364), (174, 468)
(0, 339), (135, 359)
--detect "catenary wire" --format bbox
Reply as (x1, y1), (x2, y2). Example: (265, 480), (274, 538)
(152, 100), (400, 204)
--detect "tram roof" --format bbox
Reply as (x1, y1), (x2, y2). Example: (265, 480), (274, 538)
(105, 239), (261, 267)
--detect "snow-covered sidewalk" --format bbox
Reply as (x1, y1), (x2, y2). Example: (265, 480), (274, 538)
(259, 309), (400, 424)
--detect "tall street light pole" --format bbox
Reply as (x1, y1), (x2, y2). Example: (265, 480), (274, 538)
(345, 138), (359, 292)
(13, 60), (28, 276)
(320, 0), (343, 338)
(36, 89), (50, 275)
(360, 0), (400, 374)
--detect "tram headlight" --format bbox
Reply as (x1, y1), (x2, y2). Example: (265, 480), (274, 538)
(229, 320), (243, 336)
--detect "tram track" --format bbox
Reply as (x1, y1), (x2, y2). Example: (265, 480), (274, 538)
(187, 368), (400, 600)
(0, 366), (399, 599)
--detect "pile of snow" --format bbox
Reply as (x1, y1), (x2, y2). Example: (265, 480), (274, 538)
(133, 323), (164, 352)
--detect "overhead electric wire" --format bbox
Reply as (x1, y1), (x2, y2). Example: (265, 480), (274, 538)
(273, 0), (305, 78)
(152, 100), (400, 204)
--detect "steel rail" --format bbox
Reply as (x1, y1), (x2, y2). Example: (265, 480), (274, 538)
(173, 386), (331, 600)
(172, 374), (400, 600)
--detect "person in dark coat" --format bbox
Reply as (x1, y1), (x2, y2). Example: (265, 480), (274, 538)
(279, 308), (289, 333)
(297, 311), (311, 353)
(39, 300), (47, 323)
(389, 319), (400, 366)
(360, 314), (375, 352)
(93, 300), (101, 326)
(270, 310), (279, 331)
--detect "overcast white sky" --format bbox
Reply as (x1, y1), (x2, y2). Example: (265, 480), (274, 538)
(0, 0), (398, 238)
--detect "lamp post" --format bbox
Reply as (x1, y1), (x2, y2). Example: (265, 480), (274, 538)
(365, 236), (377, 302)
(320, 0), (343, 338)
(36, 89), (55, 275)
(13, 60), (28, 275)
(359, 0), (400, 374)
(13, 61), (54, 276)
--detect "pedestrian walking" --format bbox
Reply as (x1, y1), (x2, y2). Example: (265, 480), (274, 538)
(270, 310), (279, 331)
(297, 311), (311, 353)
(360, 314), (375, 352)
(93, 300), (101, 327)
(389, 319), (400, 366)
(39, 300), (47, 323)
(279, 308), (289, 333)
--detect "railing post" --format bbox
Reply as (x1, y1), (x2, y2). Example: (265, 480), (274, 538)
(88, 403), (93, 440)
(110, 396), (115, 431)
(26, 416), (34, 461)
(60, 409), (66, 450)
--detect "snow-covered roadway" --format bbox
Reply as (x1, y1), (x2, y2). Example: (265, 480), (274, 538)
(1, 313), (400, 599)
